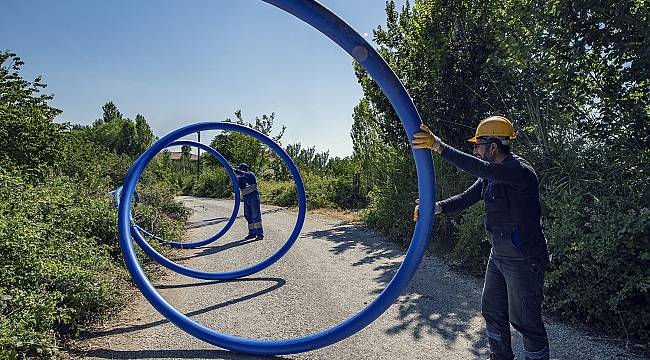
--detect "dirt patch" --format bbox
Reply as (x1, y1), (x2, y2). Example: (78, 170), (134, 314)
(308, 208), (363, 223)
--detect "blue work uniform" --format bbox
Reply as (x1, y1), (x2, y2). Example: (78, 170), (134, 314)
(437, 145), (550, 360)
(234, 169), (263, 237)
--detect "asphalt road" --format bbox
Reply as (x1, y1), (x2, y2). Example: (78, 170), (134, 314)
(72, 197), (644, 360)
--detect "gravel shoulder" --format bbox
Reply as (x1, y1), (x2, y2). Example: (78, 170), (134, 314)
(70, 197), (646, 360)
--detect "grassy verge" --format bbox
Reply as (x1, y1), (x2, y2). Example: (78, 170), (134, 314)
(0, 171), (189, 359)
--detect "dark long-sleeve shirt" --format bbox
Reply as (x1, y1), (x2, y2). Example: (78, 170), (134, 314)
(437, 144), (548, 259)
(438, 145), (536, 214)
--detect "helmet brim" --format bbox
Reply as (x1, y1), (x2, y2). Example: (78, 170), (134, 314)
(467, 135), (516, 143)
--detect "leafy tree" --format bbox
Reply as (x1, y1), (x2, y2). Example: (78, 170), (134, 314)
(134, 114), (155, 155)
(97, 101), (123, 125)
(88, 102), (155, 157)
(209, 110), (285, 173)
(351, 0), (649, 343)
(284, 142), (330, 174)
(0, 51), (65, 179)
(326, 156), (357, 178)
(545, 0), (649, 149)
(351, 98), (395, 191)
(0, 51), (189, 358)
(534, 0), (650, 342)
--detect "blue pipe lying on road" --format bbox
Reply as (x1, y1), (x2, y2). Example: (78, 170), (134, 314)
(119, 122), (307, 281)
(117, 0), (436, 355)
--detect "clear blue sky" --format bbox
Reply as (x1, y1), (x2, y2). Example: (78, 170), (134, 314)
(1, 0), (406, 157)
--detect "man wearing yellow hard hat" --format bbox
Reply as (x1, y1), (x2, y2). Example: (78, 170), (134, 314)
(413, 116), (550, 360)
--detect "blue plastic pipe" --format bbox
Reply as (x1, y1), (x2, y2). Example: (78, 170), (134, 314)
(127, 126), (307, 280)
(117, 0), (435, 355)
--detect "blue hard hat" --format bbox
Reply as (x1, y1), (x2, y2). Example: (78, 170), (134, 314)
(238, 163), (249, 171)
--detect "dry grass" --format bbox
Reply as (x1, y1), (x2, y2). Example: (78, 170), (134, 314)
(308, 208), (364, 224)
(265, 204), (364, 224)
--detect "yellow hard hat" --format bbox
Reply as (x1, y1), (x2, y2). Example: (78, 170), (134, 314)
(467, 116), (516, 143)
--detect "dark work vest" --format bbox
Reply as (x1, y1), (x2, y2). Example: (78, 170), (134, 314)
(481, 155), (549, 259)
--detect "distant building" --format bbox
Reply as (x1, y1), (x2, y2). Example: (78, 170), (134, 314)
(168, 151), (199, 162)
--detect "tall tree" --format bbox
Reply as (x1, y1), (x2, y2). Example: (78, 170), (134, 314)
(209, 111), (285, 174)
(284, 143), (330, 174)
(134, 113), (155, 155)
(96, 101), (123, 125)
(0, 51), (65, 179)
(545, 0), (649, 148)
(91, 103), (155, 157)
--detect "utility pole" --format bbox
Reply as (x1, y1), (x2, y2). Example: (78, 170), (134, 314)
(197, 131), (201, 177)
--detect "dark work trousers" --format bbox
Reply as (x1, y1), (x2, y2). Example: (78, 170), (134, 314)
(243, 192), (263, 236)
(482, 253), (549, 360)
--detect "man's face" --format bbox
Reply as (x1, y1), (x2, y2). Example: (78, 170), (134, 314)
(473, 140), (497, 161)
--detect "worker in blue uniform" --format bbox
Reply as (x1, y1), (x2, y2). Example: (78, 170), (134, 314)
(233, 163), (264, 240)
(412, 116), (550, 360)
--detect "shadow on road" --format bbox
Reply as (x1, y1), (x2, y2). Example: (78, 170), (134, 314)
(187, 216), (230, 229)
(77, 348), (290, 360)
(185, 207), (284, 231)
(260, 208), (285, 215)
(305, 224), (401, 263)
(174, 238), (262, 261)
(234, 207), (286, 218)
(304, 223), (487, 357)
(80, 277), (286, 340)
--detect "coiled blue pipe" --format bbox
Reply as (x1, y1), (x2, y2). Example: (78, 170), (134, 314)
(117, 0), (435, 355)
(127, 126), (307, 280)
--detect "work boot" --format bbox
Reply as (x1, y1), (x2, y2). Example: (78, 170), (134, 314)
(245, 234), (256, 240)
(256, 234), (264, 240)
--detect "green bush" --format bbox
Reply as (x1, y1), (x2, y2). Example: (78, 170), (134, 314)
(0, 173), (125, 358)
(134, 181), (191, 239)
(181, 175), (195, 195)
(332, 177), (369, 210)
(61, 129), (132, 190)
(191, 168), (233, 198)
(258, 174), (368, 210)
(0, 170), (191, 358)
(362, 152), (417, 244)
(544, 195), (650, 343)
(450, 202), (491, 274)
(303, 174), (336, 209)
(258, 179), (297, 207)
